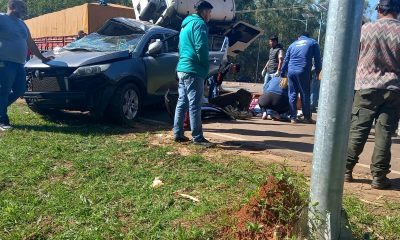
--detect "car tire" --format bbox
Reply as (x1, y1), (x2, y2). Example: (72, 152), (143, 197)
(107, 83), (141, 125)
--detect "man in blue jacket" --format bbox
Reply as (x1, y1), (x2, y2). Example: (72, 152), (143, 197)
(280, 33), (322, 124)
(173, 0), (215, 147)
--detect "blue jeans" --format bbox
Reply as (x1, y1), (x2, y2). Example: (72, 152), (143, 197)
(288, 71), (311, 120)
(0, 61), (26, 124)
(310, 73), (320, 110)
(173, 72), (204, 142)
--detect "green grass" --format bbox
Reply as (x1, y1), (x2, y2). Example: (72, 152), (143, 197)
(343, 196), (400, 240)
(0, 104), (274, 239)
(1, 103), (400, 239)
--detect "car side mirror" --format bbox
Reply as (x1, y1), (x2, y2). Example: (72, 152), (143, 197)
(147, 41), (163, 55)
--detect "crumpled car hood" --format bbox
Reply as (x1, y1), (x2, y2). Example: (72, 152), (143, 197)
(25, 50), (130, 68)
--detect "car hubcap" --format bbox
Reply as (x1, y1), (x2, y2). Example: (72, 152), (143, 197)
(122, 89), (139, 120)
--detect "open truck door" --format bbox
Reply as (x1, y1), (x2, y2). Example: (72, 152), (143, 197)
(224, 21), (263, 57)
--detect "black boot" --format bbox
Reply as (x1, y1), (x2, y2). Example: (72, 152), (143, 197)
(344, 170), (353, 182)
(371, 176), (391, 190)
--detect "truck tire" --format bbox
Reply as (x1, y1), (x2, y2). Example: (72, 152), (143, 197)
(107, 83), (141, 125)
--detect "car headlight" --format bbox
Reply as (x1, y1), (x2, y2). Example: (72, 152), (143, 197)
(71, 64), (110, 77)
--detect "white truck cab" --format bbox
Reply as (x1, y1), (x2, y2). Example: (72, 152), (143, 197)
(131, 0), (263, 57)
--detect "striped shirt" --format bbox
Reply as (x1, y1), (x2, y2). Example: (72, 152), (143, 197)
(355, 18), (400, 91)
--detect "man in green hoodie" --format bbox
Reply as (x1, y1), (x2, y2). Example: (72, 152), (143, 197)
(173, 0), (214, 147)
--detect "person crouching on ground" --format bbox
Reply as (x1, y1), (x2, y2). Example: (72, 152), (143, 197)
(173, 0), (215, 147)
(0, 0), (53, 131)
(259, 77), (289, 121)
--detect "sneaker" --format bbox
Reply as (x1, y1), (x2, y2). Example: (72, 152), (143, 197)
(174, 136), (190, 143)
(291, 119), (300, 124)
(193, 138), (216, 148)
(302, 118), (316, 124)
(0, 123), (12, 131)
(371, 176), (391, 190)
(297, 111), (304, 118)
(262, 112), (267, 120)
(344, 170), (353, 182)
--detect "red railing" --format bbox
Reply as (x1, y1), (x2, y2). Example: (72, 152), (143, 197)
(34, 36), (76, 51)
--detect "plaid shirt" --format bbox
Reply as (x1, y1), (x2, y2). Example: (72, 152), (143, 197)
(355, 18), (400, 91)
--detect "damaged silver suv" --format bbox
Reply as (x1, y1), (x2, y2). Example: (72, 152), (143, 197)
(24, 17), (260, 125)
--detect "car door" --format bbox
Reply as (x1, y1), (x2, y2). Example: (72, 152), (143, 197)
(143, 33), (179, 96)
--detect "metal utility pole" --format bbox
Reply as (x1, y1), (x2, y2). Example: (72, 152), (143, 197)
(290, 18), (308, 31)
(318, 11), (322, 44)
(309, 0), (364, 239)
(291, 13), (315, 32)
(312, 4), (328, 46)
(255, 38), (261, 83)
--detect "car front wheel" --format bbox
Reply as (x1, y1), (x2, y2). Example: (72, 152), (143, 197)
(107, 83), (141, 125)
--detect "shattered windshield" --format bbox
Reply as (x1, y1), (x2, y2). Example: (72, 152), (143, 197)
(64, 33), (144, 52)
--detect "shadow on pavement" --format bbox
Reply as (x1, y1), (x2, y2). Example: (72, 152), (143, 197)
(218, 140), (314, 153)
(344, 178), (400, 191)
(206, 128), (312, 138)
(207, 118), (296, 126)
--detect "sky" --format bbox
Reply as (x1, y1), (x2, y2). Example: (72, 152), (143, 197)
(369, 0), (378, 5)
(369, 0), (378, 20)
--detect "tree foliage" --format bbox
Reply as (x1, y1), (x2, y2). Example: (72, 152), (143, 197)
(233, 0), (372, 82)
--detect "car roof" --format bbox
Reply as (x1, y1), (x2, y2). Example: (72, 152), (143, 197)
(111, 17), (177, 34)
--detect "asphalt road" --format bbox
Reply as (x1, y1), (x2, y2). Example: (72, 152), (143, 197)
(203, 117), (400, 176)
(141, 81), (400, 179)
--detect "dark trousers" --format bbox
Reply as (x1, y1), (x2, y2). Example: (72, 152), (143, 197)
(288, 71), (311, 120)
(258, 92), (289, 114)
(0, 61), (26, 124)
(346, 89), (400, 177)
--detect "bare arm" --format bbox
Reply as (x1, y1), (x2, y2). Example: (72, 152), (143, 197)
(26, 31), (53, 62)
(261, 60), (270, 77)
(277, 49), (284, 72)
(276, 57), (284, 74)
(263, 60), (270, 70)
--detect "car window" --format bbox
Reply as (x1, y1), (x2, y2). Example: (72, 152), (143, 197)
(64, 33), (144, 52)
(164, 34), (179, 53)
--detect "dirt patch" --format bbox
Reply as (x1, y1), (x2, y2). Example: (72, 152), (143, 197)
(230, 150), (400, 203)
(220, 176), (304, 240)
